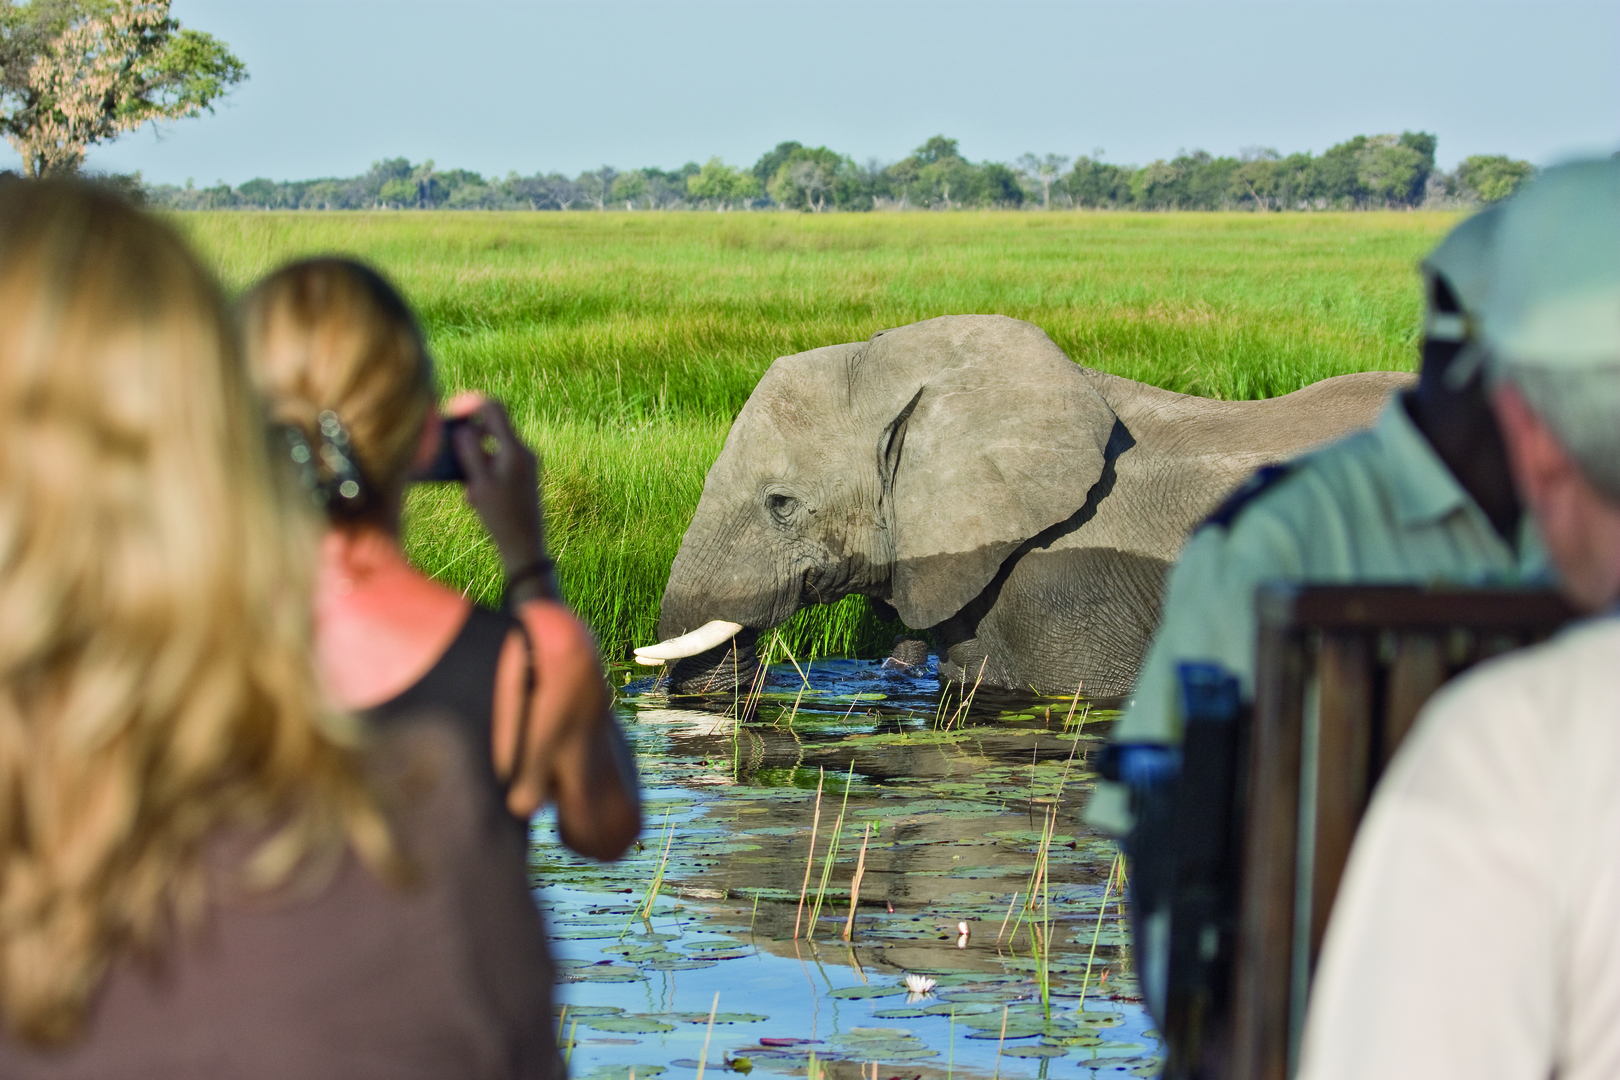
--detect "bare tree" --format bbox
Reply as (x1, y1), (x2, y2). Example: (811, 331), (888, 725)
(787, 158), (832, 211)
(1015, 152), (1071, 209)
(1, 0), (245, 177)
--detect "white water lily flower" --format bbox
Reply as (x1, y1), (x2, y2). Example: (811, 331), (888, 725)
(904, 973), (937, 995)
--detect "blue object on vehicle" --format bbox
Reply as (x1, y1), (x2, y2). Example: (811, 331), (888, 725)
(1099, 742), (1181, 787)
(1176, 661), (1242, 727)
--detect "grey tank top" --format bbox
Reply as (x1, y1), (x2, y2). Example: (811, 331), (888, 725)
(0, 709), (560, 1079)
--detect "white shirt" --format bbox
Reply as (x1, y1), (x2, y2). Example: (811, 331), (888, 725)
(1298, 615), (1620, 1080)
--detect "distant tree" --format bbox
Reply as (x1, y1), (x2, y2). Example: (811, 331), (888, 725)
(1232, 147), (1281, 210)
(913, 135), (959, 165)
(442, 168), (493, 209)
(1455, 154), (1535, 203)
(978, 162), (1025, 207)
(236, 176), (279, 208)
(1015, 152), (1070, 208)
(575, 165), (617, 210)
(641, 163), (697, 207)
(407, 159), (445, 208)
(611, 169), (647, 209)
(378, 177), (415, 207)
(1311, 131), (1436, 208)
(920, 155), (976, 208)
(881, 156), (922, 207)
(501, 171), (579, 210)
(767, 146), (851, 212)
(0, 0), (245, 177)
(1066, 156), (1131, 209)
(1360, 132), (1434, 207)
(686, 157), (759, 210)
(751, 140), (801, 191)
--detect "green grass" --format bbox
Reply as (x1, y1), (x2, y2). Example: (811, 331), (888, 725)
(175, 210), (1455, 660)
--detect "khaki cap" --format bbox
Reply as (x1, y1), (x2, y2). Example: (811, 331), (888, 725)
(1423, 208), (1501, 390)
(1482, 158), (1620, 370)
(1422, 204), (1502, 338)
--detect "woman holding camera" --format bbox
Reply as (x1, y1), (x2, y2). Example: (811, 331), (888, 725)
(240, 258), (641, 853)
(0, 185), (569, 1077)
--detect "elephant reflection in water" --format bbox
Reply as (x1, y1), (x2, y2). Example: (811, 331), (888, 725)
(639, 315), (1408, 698)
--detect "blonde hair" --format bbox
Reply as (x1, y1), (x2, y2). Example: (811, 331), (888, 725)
(0, 183), (393, 1045)
(240, 259), (436, 516)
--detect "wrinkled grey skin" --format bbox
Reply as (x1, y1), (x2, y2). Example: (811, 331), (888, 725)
(657, 315), (1409, 698)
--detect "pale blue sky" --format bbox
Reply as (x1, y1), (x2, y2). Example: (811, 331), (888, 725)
(19, 0), (1617, 185)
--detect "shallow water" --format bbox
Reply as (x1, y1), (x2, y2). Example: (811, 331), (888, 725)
(535, 658), (1160, 1078)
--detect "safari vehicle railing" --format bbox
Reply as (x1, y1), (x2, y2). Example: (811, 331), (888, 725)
(1160, 584), (1578, 1080)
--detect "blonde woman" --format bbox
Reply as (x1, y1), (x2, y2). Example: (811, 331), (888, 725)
(240, 258), (640, 856)
(0, 183), (562, 1078)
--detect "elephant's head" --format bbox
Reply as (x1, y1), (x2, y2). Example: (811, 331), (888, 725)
(642, 315), (1119, 692)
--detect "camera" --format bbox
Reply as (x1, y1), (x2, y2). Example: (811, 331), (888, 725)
(412, 414), (473, 482)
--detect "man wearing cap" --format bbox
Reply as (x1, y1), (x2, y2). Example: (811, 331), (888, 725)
(1084, 206), (1550, 1020)
(1297, 159), (1620, 1080)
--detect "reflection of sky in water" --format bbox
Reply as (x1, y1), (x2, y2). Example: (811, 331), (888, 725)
(535, 659), (1159, 1077)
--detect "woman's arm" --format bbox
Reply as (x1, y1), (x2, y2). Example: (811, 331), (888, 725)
(455, 395), (641, 857)
(498, 602), (641, 858)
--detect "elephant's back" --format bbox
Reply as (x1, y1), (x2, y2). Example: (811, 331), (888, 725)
(1087, 367), (1407, 465)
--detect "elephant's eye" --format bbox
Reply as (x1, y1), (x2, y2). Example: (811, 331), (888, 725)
(766, 492), (800, 525)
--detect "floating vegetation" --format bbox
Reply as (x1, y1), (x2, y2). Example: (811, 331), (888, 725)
(543, 657), (1159, 1075)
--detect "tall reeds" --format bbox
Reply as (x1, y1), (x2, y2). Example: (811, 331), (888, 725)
(792, 769), (825, 939)
(807, 761), (857, 940)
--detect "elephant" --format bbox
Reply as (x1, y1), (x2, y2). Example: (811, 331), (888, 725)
(638, 315), (1410, 698)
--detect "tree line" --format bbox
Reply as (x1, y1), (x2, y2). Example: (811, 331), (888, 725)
(0, 6), (1539, 214)
(145, 133), (1536, 214)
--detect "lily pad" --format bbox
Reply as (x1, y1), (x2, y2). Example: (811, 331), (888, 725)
(1004, 1045), (1069, 1058)
(826, 984), (907, 999)
(564, 965), (646, 983)
(922, 1001), (997, 1016)
(582, 1016), (675, 1034)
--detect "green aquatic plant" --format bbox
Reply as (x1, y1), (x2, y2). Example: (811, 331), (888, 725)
(792, 768), (825, 939)
(807, 760), (857, 940)
(1079, 850), (1125, 1009)
(843, 822), (872, 941)
(623, 808), (675, 935)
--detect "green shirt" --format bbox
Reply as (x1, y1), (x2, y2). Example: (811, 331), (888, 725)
(1085, 395), (1550, 836)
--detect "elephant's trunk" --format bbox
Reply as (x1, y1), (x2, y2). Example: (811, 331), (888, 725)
(666, 630), (760, 696)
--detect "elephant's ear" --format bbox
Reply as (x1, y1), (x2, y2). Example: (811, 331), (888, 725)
(872, 316), (1117, 629)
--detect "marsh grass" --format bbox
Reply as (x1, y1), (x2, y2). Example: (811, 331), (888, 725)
(177, 210), (1447, 659)
(807, 761), (857, 940)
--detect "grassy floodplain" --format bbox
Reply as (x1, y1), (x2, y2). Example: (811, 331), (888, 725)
(177, 209), (1456, 661)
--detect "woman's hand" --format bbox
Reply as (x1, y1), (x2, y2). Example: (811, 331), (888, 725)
(448, 395), (557, 601)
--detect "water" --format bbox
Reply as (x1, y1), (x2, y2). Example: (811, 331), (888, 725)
(535, 658), (1161, 1078)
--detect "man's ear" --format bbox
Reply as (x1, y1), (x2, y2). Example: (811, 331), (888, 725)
(1492, 382), (1569, 514)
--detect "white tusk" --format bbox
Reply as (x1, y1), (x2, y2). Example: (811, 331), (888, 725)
(632, 620), (744, 663)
